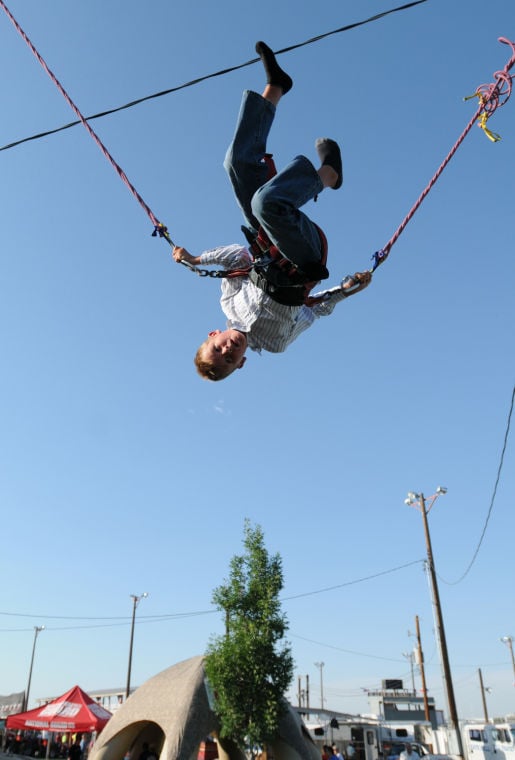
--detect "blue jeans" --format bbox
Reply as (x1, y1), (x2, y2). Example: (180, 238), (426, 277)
(223, 90), (325, 272)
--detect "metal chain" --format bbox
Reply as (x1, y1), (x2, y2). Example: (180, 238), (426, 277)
(179, 260), (232, 278)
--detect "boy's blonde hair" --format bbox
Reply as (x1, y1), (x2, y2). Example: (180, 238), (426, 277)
(194, 341), (232, 381)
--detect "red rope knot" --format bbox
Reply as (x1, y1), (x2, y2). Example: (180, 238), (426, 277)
(476, 37), (515, 118)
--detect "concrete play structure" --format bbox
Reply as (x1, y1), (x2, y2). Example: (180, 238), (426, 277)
(89, 656), (318, 760)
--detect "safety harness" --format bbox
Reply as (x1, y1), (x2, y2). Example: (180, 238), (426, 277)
(177, 152), (368, 304)
(240, 225), (329, 307)
(233, 153), (330, 307)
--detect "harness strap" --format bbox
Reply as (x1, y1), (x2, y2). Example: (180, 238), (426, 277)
(239, 223), (329, 305)
(254, 225), (328, 275)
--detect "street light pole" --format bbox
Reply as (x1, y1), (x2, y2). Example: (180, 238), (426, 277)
(500, 636), (515, 685)
(405, 488), (463, 760)
(24, 625), (45, 711)
(125, 592), (148, 700)
(314, 661), (325, 709)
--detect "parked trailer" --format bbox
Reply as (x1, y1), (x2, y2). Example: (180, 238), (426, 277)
(459, 722), (515, 760)
(303, 717), (382, 760)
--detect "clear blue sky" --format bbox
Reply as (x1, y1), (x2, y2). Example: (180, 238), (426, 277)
(1, 0), (514, 723)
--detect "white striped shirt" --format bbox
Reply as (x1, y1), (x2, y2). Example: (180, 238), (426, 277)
(200, 244), (350, 354)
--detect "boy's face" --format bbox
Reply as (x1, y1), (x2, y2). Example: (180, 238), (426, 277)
(203, 329), (247, 375)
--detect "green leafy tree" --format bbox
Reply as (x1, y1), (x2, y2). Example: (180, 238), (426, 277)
(205, 520), (294, 751)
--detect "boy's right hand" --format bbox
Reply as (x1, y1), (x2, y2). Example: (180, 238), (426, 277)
(173, 246), (200, 266)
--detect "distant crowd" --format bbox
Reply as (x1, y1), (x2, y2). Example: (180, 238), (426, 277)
(2, 731), (92, 760)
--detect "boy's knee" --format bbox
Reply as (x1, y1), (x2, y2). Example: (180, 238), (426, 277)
(251, 185), (281, 224)
(223, 148), (234, 176)
(224, 147), (252, 181)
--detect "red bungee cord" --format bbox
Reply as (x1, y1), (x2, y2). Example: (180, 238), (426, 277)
(0, 0), (175, 248)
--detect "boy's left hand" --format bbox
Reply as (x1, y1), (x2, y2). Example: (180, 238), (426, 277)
(342, 271), (372, 294)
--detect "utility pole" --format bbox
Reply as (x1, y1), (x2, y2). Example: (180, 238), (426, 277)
(478, 668), (490, 723)
(414, 615), (431, 722)
(500, 636), (515, 685)
(315, 661), (325, 709)
(405, 488), (463, 760)
(402, 651), (416, 693)
(297, 675), (309, 707)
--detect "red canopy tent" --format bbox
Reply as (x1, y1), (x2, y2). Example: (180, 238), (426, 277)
(6, 685), (112, 733)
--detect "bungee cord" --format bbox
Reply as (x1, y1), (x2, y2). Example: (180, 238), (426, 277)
(0, 0), (172, 244)
(371, 36), (515, 271)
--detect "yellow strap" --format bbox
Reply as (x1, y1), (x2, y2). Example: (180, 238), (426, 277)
(464, 90), (502, 142)
(478, 112), (502, 142)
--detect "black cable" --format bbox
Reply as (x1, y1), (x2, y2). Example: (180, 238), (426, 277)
(283, 559), (424, 600)
(439, 382), (515, 585)
(0, 613), (214, 633)
(290, 633), (406, 662)
(0, 559), (425, 630)
(0, 609), (212, 621)
(0, 1), (428, 153)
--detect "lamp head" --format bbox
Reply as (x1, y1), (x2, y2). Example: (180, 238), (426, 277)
(436, 486), (447, 495)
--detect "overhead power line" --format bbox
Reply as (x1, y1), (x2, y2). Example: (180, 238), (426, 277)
(283, 558), (425, 600)
(0, 609), (211, 621)
(291, 633), (406, 662)
(0, 1), (428, 153)
(0, 557), (425, 631)
(439, 381), (515, 585)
